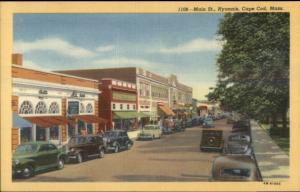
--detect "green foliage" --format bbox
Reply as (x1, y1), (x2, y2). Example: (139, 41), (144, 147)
(207, 13), (289, 124)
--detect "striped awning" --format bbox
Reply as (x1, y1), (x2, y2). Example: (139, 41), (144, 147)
(24, 116), (70, 128)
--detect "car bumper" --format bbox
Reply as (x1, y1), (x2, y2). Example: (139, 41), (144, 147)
(138, 135), (153, 139)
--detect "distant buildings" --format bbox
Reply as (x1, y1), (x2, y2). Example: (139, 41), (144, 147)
(56, 67), (193, 121)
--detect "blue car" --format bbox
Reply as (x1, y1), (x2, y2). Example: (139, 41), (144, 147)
(202, 118), (214, 128)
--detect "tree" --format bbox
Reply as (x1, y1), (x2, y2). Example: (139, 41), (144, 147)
(207, 13), (289, 135)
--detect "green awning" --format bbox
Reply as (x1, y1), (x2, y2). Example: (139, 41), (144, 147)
(139, 111), (157, 118)
(113, 111), (142, 119)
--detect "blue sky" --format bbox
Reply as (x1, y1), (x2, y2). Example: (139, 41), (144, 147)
(14, 14), (224, 100)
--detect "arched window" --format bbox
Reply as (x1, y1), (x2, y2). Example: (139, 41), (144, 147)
(35, 101), (47, 114)
(86, 103), (93, 113)
(80, 103), (85, 113)
(19, 101), (33, 114)
(49, 102), (60, 114)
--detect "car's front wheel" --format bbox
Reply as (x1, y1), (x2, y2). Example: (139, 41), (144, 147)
(22, 165), (34, 178)
(57, 158), (65, 170)
(126, 143), (132, 150)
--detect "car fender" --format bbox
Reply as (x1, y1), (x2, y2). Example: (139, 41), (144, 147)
(17, 159), (36, 170)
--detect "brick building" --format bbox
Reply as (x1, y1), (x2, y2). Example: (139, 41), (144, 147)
(55, 67), (192, 120)
(11, 54), (102, 150)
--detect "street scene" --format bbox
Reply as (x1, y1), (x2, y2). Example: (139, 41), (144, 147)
(11, 12), (289, 183)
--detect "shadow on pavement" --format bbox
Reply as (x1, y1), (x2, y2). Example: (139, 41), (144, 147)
(114, 174), (208, 182)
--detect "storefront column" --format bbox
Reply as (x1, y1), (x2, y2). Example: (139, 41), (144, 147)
(58, 126), (62, 145)
(45, 128), (50, 141)
(32, 124), (36, 142)
(75, 124), (78, 135)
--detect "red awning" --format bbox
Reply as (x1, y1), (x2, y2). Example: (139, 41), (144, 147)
(158, 103), (175, 116)
(70, 115), (108, 124)
(24, 116), (70, 128)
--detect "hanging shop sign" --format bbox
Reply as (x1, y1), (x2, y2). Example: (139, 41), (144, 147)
(68, 101), (79, 115)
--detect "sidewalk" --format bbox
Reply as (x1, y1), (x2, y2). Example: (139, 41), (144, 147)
(251, 120), (289, 181)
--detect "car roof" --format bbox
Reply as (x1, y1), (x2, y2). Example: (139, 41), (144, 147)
(213, 155), (256, 169)
(20, 141), (51, 145)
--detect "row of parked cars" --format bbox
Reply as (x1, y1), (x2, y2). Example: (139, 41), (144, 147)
(200, 116), (261, 181)
(12, 130), (133, 179)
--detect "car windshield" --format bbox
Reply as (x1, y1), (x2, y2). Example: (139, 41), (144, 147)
(104, 131), (118, 137)
(15, 144), (38, 154)
(69, 137), (86, 145)
(144, 126), (155, 130)
(221, 168), (250, 177)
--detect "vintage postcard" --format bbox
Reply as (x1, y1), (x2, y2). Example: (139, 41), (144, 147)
(1, 1), (300, 191)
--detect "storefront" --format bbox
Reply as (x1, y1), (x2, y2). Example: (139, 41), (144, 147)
(11, 54), (100, 150)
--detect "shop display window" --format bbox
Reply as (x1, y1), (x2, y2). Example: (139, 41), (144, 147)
(36, 126), (46, 141)
(21, 127), (32, 143)
(50, 126), (59, 140)
(87, 123), (93, 134)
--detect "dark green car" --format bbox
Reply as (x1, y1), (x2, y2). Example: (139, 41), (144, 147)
(12, 141), (67, 178)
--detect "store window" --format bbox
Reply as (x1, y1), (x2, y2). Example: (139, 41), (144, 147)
(50, 126), (59, 140)
(68, 123), (75, 138)
(35, 101), (47, 114)
(49, 102), (60, 114)
(87, 124), (93, 134)
(80, 103), (85, 113)
(19, 101), (34, 114)
(78, 120), (86, 135)
(21, 127), (32, 143)
(36, 126), (46, 141)
(86, 103), (93, 113)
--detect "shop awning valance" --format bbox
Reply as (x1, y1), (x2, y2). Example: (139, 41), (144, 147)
(72, 115), (108, 124)
(24, 116), (69, 128)
(113, 111), (144, 119)
(158, 104), (175, 116)
(13, 112), (32, 128)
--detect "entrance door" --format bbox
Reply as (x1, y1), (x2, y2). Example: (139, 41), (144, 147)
(36, 127), (46, 141)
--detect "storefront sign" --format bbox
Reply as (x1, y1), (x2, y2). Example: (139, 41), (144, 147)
(113, 91), (136, 102)
(68, 101), (79, 115)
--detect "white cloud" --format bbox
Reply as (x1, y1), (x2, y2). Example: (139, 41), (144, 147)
(14, 37), (95, 58)
(92, 57), (171, 69)
(23, 60), (52, 71)
(155, 37), (222, 54)
(96, 45), (115, 52)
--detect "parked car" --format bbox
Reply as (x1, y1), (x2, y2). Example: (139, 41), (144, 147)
(103, 130), (133, 153)
(185, 118), (193, 128)
(12, 142), (67, 178)
(173, 119), (185, 132)
(200, 129), (224, 152)
(162, 127), (173, 135)
(202, 117), (214, 128)
(223, 134), (252, 156)
(191, 117), (199, 126)
(210, 155), (261, 181)
(232, 119), (251, 134)
(66, 134), (106, 163)
(226, 117), (236, 124)
(138, 124), (162, 140)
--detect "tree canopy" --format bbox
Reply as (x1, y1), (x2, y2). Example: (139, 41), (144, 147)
(207, 13), (289, 131)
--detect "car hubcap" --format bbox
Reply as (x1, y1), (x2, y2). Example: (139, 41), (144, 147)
(78, 154), (82, 163)
(23, 167), (32, 177)
(58, 159), (64, 169)
(100, 150), (104, 158)
(115, 146), (119, 153)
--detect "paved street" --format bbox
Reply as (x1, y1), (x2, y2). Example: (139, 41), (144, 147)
(15, 119), (231, 182)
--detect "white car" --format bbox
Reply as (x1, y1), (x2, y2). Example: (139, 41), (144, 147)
(138, 125), (162, 140)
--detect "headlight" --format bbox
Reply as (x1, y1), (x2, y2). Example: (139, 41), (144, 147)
(14, 160), (20, 165)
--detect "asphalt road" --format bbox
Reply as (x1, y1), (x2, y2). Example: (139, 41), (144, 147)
(15, 119), (232, 182)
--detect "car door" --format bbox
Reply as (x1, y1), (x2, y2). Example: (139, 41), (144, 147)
(47, 144), (59, 165)
(87, 136), (97, 155)
(36, 144), (50, 169)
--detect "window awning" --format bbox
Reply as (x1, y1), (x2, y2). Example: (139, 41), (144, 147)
(70, 115), (108, 124)
(13, 112), (32, 128)
(158, 103), (175, 116)
(113, 111), (143, 119)
(78, 115), (107, 124)
(24, 116), (70, 128)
